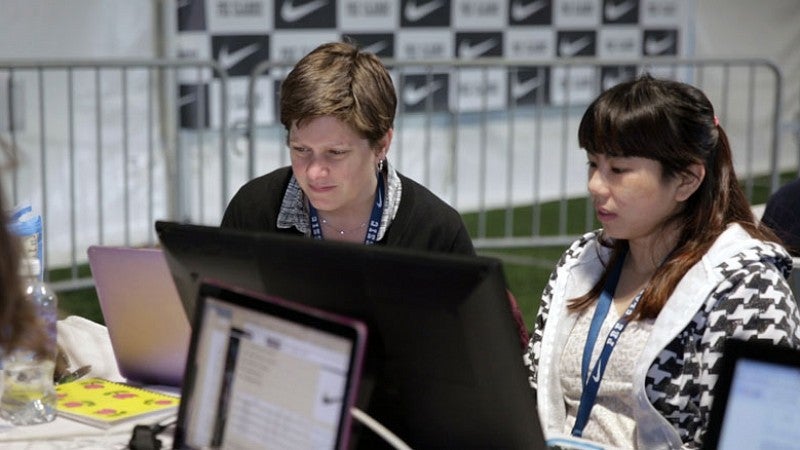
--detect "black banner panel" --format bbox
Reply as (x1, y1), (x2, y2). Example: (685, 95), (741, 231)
(175, 0), (690, 128)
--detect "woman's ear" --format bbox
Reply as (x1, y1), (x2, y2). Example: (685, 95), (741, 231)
(675, 163), (705, 202)
(376, 129), (393, 161)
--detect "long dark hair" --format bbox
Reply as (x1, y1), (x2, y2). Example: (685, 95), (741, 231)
(0, 137), (48, 356)
(570, 74), (780, 320)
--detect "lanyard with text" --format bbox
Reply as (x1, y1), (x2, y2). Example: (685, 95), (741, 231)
(308, 173), (385, 245)
(571, 248), (643, 438)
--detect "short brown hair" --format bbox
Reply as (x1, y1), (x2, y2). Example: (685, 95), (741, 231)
(279, 41), (396, 148)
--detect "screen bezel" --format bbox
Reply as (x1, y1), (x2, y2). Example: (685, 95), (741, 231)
(172, 280), (367, 450)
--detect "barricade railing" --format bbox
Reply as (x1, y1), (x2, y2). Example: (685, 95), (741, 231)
(243, 57), (786, 250)
(0, 57), (788, 291)
(0, 58), (228, 290)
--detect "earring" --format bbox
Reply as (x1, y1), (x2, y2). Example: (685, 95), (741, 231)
(377, 159), (384, 173)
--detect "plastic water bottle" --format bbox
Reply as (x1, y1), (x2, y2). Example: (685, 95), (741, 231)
(8, 205), (44, 280)
(0, 258), (58, 425)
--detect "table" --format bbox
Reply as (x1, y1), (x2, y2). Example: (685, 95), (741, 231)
(0, 409), (176, 449)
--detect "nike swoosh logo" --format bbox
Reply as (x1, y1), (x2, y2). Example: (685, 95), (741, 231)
(458, 38), (498, 59)
(362, 40), (389, 56)
(281, 0), (328, 23)
(511, 74), (544, 99)
(511, 0), (547, 21)
(592, 361), (602, 383)
(218, 43), (261, 71)
(178, 93), (197, 108)
(404, 0), (443, 23)
(376, 188), (383, 208)
(645, 35), (675, 55)
(604, 0), (636, 21)
(402, 81), (443, 106)
(559, 35), (592, 57)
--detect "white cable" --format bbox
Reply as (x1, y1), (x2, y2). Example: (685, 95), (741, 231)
(350, 407), (414, 450)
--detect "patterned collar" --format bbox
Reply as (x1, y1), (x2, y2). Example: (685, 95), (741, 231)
(276, 161), (402, 241)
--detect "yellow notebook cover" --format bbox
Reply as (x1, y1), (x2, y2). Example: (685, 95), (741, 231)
(56, 377), (179, 428)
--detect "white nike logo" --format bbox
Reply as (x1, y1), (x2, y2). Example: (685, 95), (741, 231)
(511, 74), (544, 99)
(458, 38), (498, 59)
(559, 35), (592, 57)
(511, 0), (547, 22)
(376, 188), (383, 208)
(178, 93), (197, 108)
(644, 35), (675, 55)
(218, 43), (262, 70)
(281, 0), (328, 23)
(362, 40), (389, 56)
(604, 0), (636, 21)
(403, 81), (443, 106)
(404, 0), (443, 23)
(592, 361), (602, 383)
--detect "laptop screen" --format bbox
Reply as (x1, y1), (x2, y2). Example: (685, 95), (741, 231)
(703, 339), (800, 450)
(172, 281), (367, 450)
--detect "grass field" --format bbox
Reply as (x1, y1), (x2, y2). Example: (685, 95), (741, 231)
(51, 171), (792, 332)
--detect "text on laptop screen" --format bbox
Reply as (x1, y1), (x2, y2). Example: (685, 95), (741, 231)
(717, 357), (800, 449)
(180, 295), (356, 449)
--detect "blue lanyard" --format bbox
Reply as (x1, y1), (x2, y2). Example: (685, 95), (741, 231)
(571, 249), (642, 438)
(308, 173), (384, 245)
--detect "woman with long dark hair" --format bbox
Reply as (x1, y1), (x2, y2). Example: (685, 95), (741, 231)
(0, 137), (48, 358)
(525, 75), (800, 449)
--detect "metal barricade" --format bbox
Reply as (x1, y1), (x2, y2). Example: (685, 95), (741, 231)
(0, 57), (787, 291)
(0, 59), (228, 290)
(243, 57), (786, 250)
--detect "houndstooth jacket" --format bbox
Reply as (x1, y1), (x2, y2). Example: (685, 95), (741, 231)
(524, 224), (800, 449)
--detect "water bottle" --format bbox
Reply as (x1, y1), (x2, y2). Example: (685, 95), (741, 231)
(8, 204), (44, 280)
(0, 258), (58, 425)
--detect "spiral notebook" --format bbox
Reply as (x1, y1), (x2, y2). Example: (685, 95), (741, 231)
(172, 280), (367, 450)
(55, 377), (179, 428)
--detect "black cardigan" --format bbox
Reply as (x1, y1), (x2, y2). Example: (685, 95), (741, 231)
(220, 166), (476, 255)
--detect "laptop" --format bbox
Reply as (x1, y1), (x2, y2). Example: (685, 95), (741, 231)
(86, 245), (190, 387)
(702, 338), (800, 450)
(172, 280), (367, 450)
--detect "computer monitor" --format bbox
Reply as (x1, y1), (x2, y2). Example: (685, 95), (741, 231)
(155, 220), (545, 449)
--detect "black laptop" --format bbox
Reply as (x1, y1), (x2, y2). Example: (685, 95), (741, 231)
(703, 338), (800, 450)
(172, 280), (368, 450)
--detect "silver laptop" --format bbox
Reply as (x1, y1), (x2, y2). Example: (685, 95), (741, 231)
(87, 245), (190, 387)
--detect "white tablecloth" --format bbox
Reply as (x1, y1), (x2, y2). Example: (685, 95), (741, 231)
(0, 316), (177, 448)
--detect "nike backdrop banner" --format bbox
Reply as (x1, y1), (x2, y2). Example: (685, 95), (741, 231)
(173, 0), (691, 129)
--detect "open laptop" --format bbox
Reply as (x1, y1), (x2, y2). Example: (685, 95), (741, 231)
(86, 245), (190, 387)
(702, 338), (800, 450)
(172, 280), (367, 450)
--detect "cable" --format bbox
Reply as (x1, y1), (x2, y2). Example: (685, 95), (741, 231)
(128, 415), (178, 450)
(350, 407), (414, 450)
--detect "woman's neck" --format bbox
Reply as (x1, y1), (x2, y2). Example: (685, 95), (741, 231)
(316, 177), (379, 242)
(626, 226), (681, 276)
